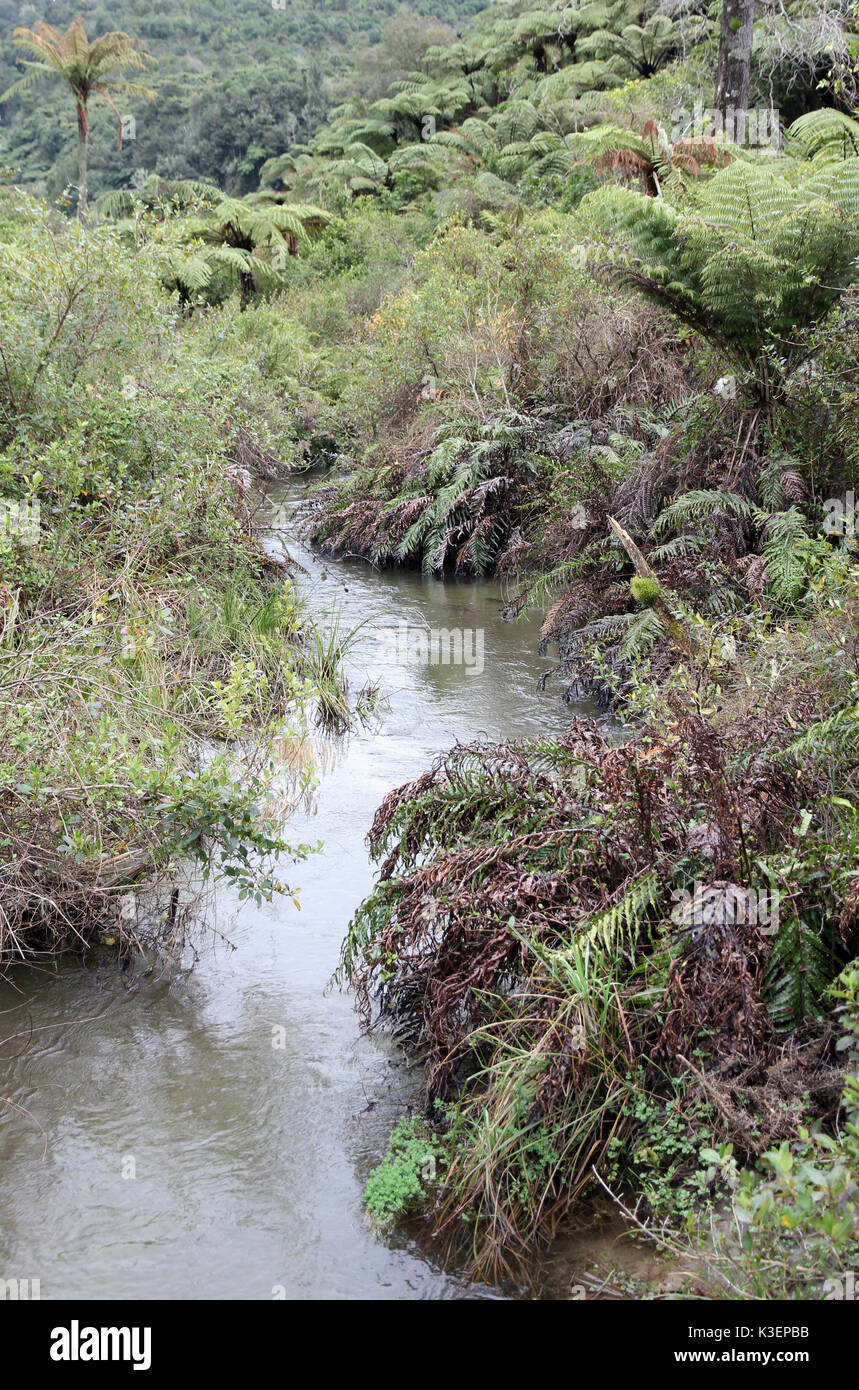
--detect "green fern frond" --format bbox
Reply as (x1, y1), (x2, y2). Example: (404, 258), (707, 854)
(786, 706), (859, 760)
(764, 913), (835, 1028)
(619, 607), (663, 660)
(762, 507), (811, 607)
(650, 489), (757, 538)
(787, 110), (859, 163)
(579, 868), (660, 957)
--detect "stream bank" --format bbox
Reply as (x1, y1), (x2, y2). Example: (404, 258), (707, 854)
(0, 480), (658, 1298)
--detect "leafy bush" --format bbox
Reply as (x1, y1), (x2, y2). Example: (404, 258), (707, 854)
(364, 1115), (446, 1228)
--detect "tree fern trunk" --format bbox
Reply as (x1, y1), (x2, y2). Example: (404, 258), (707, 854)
(715, 0), (755, 131)
(76, 102), (89, 225)
(239, 269), (255, 306)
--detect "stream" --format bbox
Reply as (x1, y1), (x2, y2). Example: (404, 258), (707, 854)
(0, 479), (633, 1300)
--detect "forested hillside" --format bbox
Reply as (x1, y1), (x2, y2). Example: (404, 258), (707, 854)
(0, 0), (485, 196)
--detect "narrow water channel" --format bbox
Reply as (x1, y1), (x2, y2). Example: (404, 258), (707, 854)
(0, 480), (595, 1300)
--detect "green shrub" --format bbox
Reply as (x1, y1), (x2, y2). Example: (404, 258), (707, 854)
(364, 1116), (445, 1228)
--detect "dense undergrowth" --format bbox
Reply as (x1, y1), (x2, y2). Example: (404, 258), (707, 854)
(0, 191), (349, 971)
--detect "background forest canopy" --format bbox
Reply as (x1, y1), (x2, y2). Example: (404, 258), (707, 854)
(0, 0), (485, 198)
(3, 0), (858, 211)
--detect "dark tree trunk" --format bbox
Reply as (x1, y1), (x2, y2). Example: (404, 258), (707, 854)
(715, 0), (756, 125)
(239, 269), (255, 305)
(76, 101), (89, 224)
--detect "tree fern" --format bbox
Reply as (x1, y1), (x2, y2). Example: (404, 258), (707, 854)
(619, 606), (663, 660)
(579, 15), (688, 78)
(584, 159), (859, 376)
(648, 534), (708, 563)
(787, 110), (859, 164)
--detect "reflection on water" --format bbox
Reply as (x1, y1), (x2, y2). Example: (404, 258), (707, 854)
(0, 480), (585, 1300)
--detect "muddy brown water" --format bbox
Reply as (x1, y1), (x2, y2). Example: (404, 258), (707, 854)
(0, 480), (653, 1300)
